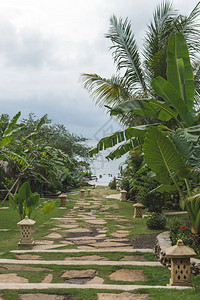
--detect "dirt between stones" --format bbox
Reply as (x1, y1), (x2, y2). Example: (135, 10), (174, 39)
(130, 234), (158, 249)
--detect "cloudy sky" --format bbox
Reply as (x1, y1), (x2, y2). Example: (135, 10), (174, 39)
(0, 0), (199, 143)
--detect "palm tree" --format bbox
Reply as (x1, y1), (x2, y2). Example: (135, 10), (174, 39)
(81, 1), (200, 126)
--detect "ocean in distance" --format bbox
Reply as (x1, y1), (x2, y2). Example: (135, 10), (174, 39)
(89, 151), (126, 186)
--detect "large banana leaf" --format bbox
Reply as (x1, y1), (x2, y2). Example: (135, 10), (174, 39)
(143, 126), (186, 185)
(110, 98), (179, 123)
(3, 112), (21, 136)
(167, 33), (194, 110)
(151, 76), (196, 127)
(106, 138), (140, 160)
(89, 124), (155, 157)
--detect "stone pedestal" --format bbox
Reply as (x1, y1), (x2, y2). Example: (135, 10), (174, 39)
(17, 216), (35, 246)
(80, 189), (85, 198)
(133, 203), (144, 218)
(59, 193), (67, 207)
(165, 239), (196, 286)
(120, 190), (127, 202)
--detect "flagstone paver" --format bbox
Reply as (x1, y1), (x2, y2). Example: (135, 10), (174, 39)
(97, 293), (148, 300)
(109, 269), (147, 282)
(0, 264), (50, 271)
(87, 276), (104, 284)
(64, 255), (108, 261)
(61, 269), (97, 279)
(45, 233), (62, 239)
(120, 255), (146, 261)
(41, 274), (53, 283)
(19, 294), (68, 300)
(0, 273), (29, 283)
(16, 254), (43, 260)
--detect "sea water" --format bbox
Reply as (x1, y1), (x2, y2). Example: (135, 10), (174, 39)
(89, 151), (126, 186)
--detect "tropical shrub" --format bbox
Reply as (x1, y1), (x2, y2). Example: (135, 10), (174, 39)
(168, 217), (200, 258)
(9, 182), (56, 220)
(146, 213), (167, 229)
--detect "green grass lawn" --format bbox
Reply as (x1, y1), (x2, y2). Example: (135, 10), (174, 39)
(0, 186), (199, 300)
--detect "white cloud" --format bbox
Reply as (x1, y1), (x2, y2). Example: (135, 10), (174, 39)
(0, 0), (198, 140)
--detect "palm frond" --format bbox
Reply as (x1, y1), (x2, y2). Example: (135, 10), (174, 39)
(173, 2), (200, 62)
(80, 73), (131, 108)
(143, 0), (176, 80)
(106, 15), (147, 92)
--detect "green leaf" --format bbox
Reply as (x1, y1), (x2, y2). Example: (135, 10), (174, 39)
(4, 112), (21, 136)
(0, 136), (13, 148)
(40, 201), (56, 216)
(151, 76), (196, 127)
(150, 184), (177, 193)
(106, 138), (140, 160)
(143, 126), (186, 184)
(167, 33), (194, 110)
(111, 98), (180, 123)
(17, 182), (31, 202)
(27, 193), (40, 208)
(89, 124), (152, 157)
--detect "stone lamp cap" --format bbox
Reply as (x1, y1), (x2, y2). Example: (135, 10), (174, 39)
(120, 190), (127, 193)
(80, 189), (85, 192)
(17, 216), (36, 226)
(133, 203), (144, 208)
(59, 193), (67, 198)
(165, 239), (197, 258)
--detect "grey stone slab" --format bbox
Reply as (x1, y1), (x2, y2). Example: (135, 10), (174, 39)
(0, 259), (162, 266)
(11, 248), (153, 253)
(0, 283), (192, 290)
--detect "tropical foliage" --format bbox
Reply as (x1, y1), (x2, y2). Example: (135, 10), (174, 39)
(0, 113), (90, 202)
(9, 181), (56, 220)
(88, 31), (200, 233)
(81, 1), (200, 126)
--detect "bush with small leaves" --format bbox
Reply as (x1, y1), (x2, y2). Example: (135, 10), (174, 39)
(146, 213), (167, 229)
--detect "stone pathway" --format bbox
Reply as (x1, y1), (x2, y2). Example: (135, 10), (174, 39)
(0, 187), (193, 299)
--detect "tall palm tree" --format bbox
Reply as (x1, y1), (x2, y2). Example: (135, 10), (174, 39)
(81, 1), (200, 126)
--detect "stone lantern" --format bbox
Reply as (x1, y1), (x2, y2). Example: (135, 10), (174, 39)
(165, 239), (196, 286)
(116, 184), (120, 191)
(17, 216), (35, 246)
(133, 203), (144, 218)
(87, 189), (91, 196)
(120, 190), (127, 202)
(80, 189), (85, 198)
(59, 193), (67, 207)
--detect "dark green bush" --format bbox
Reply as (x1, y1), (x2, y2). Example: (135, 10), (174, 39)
(146, 213), (167, 229)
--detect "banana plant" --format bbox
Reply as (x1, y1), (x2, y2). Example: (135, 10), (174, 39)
(89, 33), (200, 232)
(143, 126), (200, 233)
(90, 33), (199, 159)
